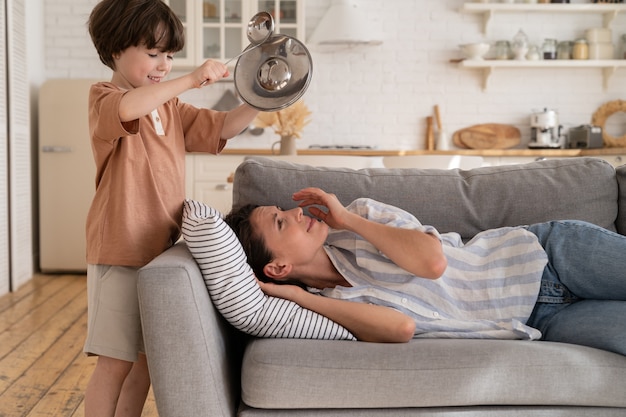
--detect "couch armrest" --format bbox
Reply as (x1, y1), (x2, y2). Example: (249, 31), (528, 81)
(138, 242), (242, 417)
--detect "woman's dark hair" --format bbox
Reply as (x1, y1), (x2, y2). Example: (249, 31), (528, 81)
(224, 204), (274, 283)
(88, 0), (185, 70)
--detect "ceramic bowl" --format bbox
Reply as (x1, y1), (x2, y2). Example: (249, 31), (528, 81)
(459, 42), (491, 60)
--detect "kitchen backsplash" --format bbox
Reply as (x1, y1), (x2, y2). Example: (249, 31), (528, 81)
(45, 0), (626, 150)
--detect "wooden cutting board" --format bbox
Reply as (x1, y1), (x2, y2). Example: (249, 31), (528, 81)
(453, 124), (521, 149)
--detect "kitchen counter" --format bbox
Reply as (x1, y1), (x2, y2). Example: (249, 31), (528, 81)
(221, 147), (626, 157)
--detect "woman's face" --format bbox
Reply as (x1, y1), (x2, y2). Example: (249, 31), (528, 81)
(250, 206), (329, 271)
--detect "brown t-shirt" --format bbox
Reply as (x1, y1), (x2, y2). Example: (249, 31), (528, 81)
(86, 82), (227, 267)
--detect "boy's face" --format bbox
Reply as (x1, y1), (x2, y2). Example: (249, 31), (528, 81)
(250, 206), (329, 277)
(111, 43), (174, 89)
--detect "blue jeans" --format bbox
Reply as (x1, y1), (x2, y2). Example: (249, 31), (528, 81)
(525, 220), (626, 355)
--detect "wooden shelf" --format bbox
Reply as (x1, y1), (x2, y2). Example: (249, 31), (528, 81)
(461, 3), (626, 33)
(459, 59), (626, 90)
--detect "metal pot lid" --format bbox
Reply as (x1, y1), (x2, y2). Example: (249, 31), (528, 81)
(234, 34), (313, 112)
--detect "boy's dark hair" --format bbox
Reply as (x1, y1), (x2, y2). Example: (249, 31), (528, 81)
(224, 204), (274, 283)
(88, 0), (185, 70)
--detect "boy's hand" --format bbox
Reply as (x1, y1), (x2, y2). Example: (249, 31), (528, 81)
(195, 60), (229, 87)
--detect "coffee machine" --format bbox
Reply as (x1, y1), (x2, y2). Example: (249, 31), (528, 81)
(528, 108), (563, 149)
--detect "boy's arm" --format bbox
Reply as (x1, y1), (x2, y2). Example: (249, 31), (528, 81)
(258, 281), (415, 343)
(221, 104), (259, 139)
(116, 59), (258, 140)
(117, 60), (229, 122)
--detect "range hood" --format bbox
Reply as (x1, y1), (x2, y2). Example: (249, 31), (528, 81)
(307, 0), (382, 47)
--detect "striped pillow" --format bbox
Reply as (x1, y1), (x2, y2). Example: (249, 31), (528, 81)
(181, 199), (356, 340)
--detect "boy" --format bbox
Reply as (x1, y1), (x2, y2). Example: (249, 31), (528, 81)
(84, 1), (259, 416)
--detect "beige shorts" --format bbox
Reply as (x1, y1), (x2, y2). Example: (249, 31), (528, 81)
(83, 264), (144, 362)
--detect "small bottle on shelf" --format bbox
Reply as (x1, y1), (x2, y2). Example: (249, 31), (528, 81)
(542, 39), (557, 60)
(572, 39), (589, 60)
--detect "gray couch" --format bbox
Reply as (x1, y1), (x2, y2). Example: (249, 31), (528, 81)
(138, 156), (626, 417)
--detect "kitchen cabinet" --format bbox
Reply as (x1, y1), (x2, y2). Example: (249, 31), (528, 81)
(165, 0), (305, 69)
(598, 153), (625, 167)
(458, 2), (626, 90)
(187, 154), (244, 214)
(256, 0), (303, 39)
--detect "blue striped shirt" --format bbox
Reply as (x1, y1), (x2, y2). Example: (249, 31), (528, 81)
(319, 198), (548, 340)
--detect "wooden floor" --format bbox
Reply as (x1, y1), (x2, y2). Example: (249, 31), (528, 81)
(0, 274), (158, 417)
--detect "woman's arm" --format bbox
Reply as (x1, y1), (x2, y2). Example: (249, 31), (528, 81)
(258, 281), (415, 343)
(293, 188), (447, 279)
(342, 211), (446, 279)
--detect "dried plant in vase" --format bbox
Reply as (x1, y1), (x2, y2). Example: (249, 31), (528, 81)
(254, 100), (312, 155)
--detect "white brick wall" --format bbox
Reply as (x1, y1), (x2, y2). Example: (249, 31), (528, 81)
(44, 0), (626, 150)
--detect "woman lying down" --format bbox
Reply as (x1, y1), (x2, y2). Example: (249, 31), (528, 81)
(224, 187), (626, 356)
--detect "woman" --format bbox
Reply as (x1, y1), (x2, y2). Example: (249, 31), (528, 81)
(225, 187), (626, 356)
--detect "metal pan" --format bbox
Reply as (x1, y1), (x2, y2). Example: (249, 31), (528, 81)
(234, 34), (313, 111)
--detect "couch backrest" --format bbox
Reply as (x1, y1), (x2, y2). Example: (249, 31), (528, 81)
(233, 157), (620, 240)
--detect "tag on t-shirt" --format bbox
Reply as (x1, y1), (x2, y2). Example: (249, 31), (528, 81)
(150, 109), (165, 136)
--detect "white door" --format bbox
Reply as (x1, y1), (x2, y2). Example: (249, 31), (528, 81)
(39, 79), (99, 272)
(0, 0), (9, 294)
(6, 0), (32, 291)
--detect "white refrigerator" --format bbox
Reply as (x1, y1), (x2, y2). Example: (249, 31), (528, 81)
(39, 79), (99, 272)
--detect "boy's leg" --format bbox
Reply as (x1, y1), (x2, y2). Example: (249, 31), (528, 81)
(115, 353), (151, 417)
(84, 265), (147, 416)
(85, 356), (133, 417)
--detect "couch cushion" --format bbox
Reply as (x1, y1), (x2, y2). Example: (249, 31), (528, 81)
(241, 338), (626, 409)
(233, 157), (618, 240)
(181, 199), (355, 340)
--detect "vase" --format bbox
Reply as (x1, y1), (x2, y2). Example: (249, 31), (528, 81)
(273, 135), (297, 155)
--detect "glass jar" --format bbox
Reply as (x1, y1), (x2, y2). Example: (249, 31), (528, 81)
(526, 44), (540, 60)
(511, 29), (529, 60)
(494, 40), (511, 60)
(557, 41), (572, 59)
(542, 39), (557, 60)
(572, 38), (589, 60)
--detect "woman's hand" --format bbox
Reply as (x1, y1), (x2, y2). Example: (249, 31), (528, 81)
(292, 188), (354, 230)
(257, 279), (303, 302)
